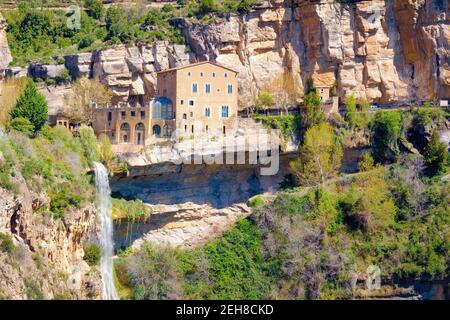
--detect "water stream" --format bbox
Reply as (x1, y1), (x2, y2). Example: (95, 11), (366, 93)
(93, 162), (119, 300)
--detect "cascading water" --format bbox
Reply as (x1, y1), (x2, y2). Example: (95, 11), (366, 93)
(93, 162), (119, 300)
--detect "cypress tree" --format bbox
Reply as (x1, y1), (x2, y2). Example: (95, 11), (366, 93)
(10, 78), (48, 133)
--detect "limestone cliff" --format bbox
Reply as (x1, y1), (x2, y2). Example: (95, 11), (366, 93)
(59, 0), (449, 109)
(2, 1), (449, 110)
(0, 13), (12, 78)
(0, 177), (101, 299)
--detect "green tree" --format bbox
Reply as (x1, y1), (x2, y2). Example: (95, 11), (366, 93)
(424, 130), (448, 176)
(10, 78), (48, 133)
(370, 111), (402, 163)
(345, 94), (357, 129)
(105, 6), (135, 43)
(290, 123), (342, 186)
(84, 0), (104, 20)
(303, 90), (325, 128)
(255, 91), (275, 114)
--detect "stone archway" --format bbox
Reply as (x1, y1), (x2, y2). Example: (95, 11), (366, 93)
(135, 123), (145, 145)
(152, 124), (161, 138)
(120, 123), (130, 143)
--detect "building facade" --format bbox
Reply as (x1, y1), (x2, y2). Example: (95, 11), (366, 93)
(91, 61), (239, 146)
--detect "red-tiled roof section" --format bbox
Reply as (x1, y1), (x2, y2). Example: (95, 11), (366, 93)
(156, 61), (238, 74)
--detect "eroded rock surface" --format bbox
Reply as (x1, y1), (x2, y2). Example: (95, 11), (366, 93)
(0, 175), (101, 300)
(0, 13), (12, 78)
(54, 0), (449, 109)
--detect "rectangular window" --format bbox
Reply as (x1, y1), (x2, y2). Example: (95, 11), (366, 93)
(189, 100), (195, 107)
(140, 111), (145, 119)
(192, 83), (198, 93)
(183, 113), (187, 120)
(121, 111), (126, 120)
(227, 84), (233, 94)
(180, 100), (184, 105)
(205, 84), (211, 94)
(108, 112), (112, 121)
(131, 111), (136, 117)
(204, 107), (211, 117)
(221, 105), (229, 118)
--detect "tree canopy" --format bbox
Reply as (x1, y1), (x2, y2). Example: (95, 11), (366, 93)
(9, 78), (48, 133)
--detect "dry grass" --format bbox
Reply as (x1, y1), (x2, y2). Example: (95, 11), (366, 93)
(0, 77), (27, 126)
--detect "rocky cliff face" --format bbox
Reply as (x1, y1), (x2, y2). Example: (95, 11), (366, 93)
(0, 175), (101, 299)
(58, 0), (449, 109)
(0, 13), (12, 78)
(1, 1), (449, 109)
(180, 0), (449, 107)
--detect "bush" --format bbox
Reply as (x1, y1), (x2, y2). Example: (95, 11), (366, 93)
(424, 130), (448, 176)
(248, 195), (264, 208)
(0, 233), (15, 255)
(77, 34), (96, 50)
(197, 0), (217, 15)
(358, 152), (374, 172)
(84, 0), (104, 20)
(83, 244), (101, 266)
(8, 117), (35, 137)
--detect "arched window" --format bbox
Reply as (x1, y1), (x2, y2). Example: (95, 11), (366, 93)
(153, 125), (161, 137)
(120, 123), (130, 144)
(163, 124), (172, 138)
(135, 123), (145, 145)
(151, 97), (173, 120)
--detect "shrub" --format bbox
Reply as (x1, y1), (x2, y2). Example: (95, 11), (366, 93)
(0, 233), (15, 255)
(8, 117), (35, 137)
(197, 0), (217, 15)
(84, 0), (104, 20)
(248, 195), (264, 208)
(24, 279), (44, 300)
(358, 152), (374, 172)
(83, 244), (101, 266)
(424, 130), (448, 176)
(78, 33), (96, 49)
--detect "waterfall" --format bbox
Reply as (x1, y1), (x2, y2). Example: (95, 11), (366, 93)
(93, 162), (119, 300)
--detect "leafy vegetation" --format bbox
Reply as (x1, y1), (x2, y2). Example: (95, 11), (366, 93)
(0, 125), (96, 218)
(9, 78), (48, 133)
(112, 198), (152, 222)
(290, 123), (343, 186)
(83, 244), (101, 266)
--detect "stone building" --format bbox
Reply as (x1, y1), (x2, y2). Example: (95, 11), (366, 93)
(312, 76), (339, 117)
(91, 61), (238, 146)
